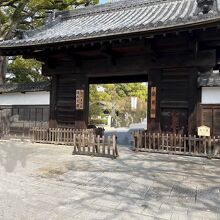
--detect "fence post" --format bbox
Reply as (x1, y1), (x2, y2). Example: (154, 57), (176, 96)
(213, 136), (218, 157)
(149, 132), (152, 151)
(166, 134), (169, 152)
(193, 135), (196, 154)
(82, 134), (85, 153)
(73, 133), (77, 153)
(114, 135), (119, 158)
(144, 132), (147, 149)
(102, 136), (105, 155)
(157, 133), (160, 151)
(203, 137), (207, 155)
(169, 134), (172, 154)
(153, 133), (156, 151)
(162, 133), (165, 151)
(92, 134), (96, 154)
(208, 136), (212, 158)
(174, 133), (177, 153)
(188, 135), (192, 155)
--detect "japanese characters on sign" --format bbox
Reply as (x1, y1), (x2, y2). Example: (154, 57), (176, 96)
(150, 87), (157, 119)
(197, 125), (210, 137)
(76, 90), (84, 110)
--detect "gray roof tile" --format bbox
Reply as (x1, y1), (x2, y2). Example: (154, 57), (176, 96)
(0, 81), (51, 93)
(0, 0), (220, 48)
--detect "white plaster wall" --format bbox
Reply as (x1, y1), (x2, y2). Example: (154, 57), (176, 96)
(0, 91), (50, 105)
(202, 87), (220, 104)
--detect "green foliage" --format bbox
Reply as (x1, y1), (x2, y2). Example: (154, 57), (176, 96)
(90, 119), (108, 126)
(0, 0), (99, 38)
(0, 0), (99, 83)
(89, 83), (148, 126)
(103, 84), (147, 101)
(7, 56), (47, 83)
(115, 83), (147, 102)
(89, 85), (112, 103)
(89, 102), (105, 120)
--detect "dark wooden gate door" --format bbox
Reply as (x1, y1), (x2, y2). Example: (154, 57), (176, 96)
(201, 106), (220, 136)
(161, 108), (188, 134)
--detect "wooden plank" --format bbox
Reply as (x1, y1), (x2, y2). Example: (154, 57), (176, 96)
(184, 135), (186, 154)
(193, 135), (196, 154)
(97, 135), (100, 154)
(73, 133), (77, 153)
(153, 133), (156, 150)
(108, 136), (111, 156)
(169, 134), (173, 153)
(162, 133), (165, 151)
(92, 134), (96, 154)
(188, 135), (192, 154)
(203, 137), (206, 155)
(157, 133), (160, 150)
(174, 134), (177, 153)
(114, 135), (118, 157)
(166, 134), (169, 152)
(208, 136), (212, 156)
(82, 134), (85, 153)
(149, 132), (152, 150)
(144, 132), (147, 149)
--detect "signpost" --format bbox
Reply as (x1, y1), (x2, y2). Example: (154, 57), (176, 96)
(150, 87), (157, 118)
(197, 125), (210, 137)
(76, 90), (84, 110)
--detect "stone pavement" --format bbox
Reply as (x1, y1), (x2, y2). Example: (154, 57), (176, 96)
(0, 140), (220, 220)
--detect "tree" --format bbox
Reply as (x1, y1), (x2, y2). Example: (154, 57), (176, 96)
(7, 56), (47, 83)
(89, 83), (148, 127)
(0, 0), (99, 84)
(89, 85), (110, 120)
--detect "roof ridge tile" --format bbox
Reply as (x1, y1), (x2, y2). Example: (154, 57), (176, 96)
(56, 0), (181, 20)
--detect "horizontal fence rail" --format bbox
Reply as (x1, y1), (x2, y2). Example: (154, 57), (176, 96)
(132, 130), (220, 159)
(32, 127), (118, 159)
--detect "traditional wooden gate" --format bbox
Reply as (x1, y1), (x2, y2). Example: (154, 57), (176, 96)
(132, 130), (220, 158)
(32, 127), (118, 159)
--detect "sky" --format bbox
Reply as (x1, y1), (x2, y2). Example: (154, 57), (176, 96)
(100, 0), (108, 4)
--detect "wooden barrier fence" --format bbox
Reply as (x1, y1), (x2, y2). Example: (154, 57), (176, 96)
(32, 127), (118, 159)
(32, 127), (94, 145)
(132, 130), (220, 158)
(72, 134), (118, 159)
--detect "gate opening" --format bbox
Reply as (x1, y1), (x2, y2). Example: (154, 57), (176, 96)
(89, 82), (148, 132)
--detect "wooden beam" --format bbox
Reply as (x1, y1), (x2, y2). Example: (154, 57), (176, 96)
(49, 76), (58, 128)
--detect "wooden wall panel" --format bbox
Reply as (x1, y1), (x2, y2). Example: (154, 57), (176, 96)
(159, 68), (198, 134)
(200, 105), (220, 136)
(202, 109), (213, 128)
(213, 109), (220, 135)
(56, 75), (76, 127)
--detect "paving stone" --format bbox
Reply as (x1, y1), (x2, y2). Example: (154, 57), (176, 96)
(187, 210), (218, 220)
(0, 140), (220, 220)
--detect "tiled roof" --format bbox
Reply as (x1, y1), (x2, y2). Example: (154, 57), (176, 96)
(198, 72), (220, 87)
(0, 0), (220, 48)
(0, 81), (51, 93)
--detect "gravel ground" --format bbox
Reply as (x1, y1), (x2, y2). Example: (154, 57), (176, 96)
(0, 140), (220, 220)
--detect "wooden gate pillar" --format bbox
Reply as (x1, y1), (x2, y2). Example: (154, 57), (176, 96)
(188, 68), (200, 134)
(49, 75), (58, 128)
(75, 74), (89, 129)
(147, 69), (161, 132)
